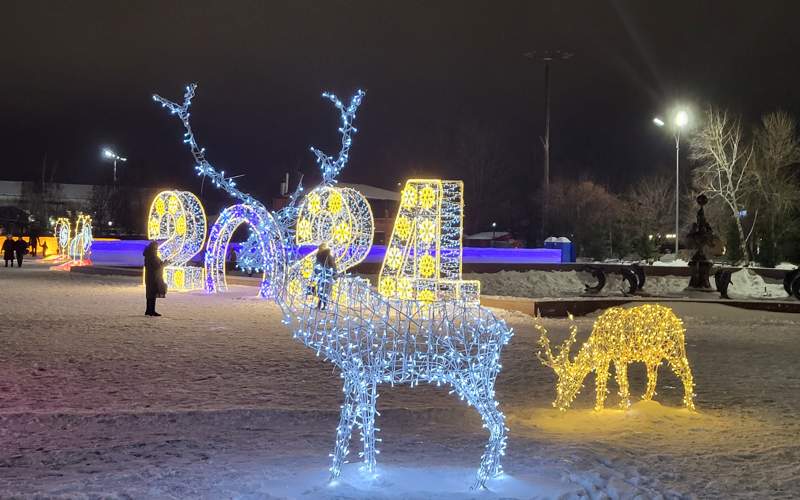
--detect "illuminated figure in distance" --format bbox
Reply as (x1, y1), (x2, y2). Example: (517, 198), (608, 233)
(536, 304), (695, 411)
(155, 84), (513, 489)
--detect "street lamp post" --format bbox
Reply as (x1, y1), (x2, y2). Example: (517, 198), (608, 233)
(103, 148), (127, 184)
(653, 110), (689, 255)
(491, 221), (497, 247)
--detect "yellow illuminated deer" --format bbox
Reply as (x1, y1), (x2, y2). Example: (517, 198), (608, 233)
(536, 304), (695, 411)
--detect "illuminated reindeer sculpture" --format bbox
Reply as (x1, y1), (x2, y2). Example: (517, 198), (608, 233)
(536, 304), (695, 411)
(154, 85), (514, 489)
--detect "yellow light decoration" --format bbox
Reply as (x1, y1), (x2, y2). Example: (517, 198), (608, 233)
(378, 276), (396, 296)
(327, 190), (343, 214)
(288, 278), (303, 296)
(333, 221), (352, 245)
(54, 217), (71, 256)
(378, 179), (480, 302)
(307, 192), (322, 215)
(419, 185), (436, 210)
(297, 218), (312, 241)
(385, 246), (403, 269)
(146, 190), (207, 291)
(419, 254), (436, 277)
(68, 214), (93, 262)
(535, 304), (695, 412)
(417, 219), (436, 244)
(401, 185), (418, 208)
(155, 197), (166, 216)
(301, 257), (314, 279)
(395, 217), (412, 240)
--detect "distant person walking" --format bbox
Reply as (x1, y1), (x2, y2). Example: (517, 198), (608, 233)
(41, 240), (48, 259)
(14, 236), (27, 267)
(2, 237), (15, 267)
(28, 233), (39, 257)
(143, 241), (166, 316)
(314, 242), (338, 310)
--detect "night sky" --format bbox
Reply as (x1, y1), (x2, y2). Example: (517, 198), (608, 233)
(2, 1), (799, 203)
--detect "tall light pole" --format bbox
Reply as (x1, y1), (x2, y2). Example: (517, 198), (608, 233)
(102, 148), (127, 184)
(523, 50), (573, 243)
(653, 110), (689, 255)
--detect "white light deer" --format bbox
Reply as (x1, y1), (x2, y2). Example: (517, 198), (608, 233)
(154, 85), (514, 489)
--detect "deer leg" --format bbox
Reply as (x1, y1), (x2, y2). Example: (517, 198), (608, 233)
(643, 362), (659, 401)
(453, 377), (506, 490)
(329, 376), (359, 480)
(594, 361), (610, 411)
(356, 378), (379, 473)
(668, 356), (696, 411)
(614, 361), (631, 409)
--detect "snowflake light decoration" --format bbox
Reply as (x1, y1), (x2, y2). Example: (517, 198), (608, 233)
(536, 304), (695, 411)
(146, 190), (207, 291)
(54, 217), (71, 256)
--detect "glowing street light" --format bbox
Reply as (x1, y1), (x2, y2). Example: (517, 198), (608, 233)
(102, 148), (127, 184)
(653, 109), (690, 255)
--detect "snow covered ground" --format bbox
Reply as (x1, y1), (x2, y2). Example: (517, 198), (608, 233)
(1, 263), (799, 498)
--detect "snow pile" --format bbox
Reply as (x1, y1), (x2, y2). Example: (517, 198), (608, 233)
(775, 262), (798, 270)
(727, 268), (788, 299)
(464, 270), (585, 298)
(652, 258), (689, 267)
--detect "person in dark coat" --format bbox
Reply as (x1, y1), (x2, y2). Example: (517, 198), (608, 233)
(2, 236), (15, 267)
(14, 236), (27, 267)
(143, 241), (166, 316)
(314, 243), (338, 310)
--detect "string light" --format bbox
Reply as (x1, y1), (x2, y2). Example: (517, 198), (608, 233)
(146, 190), (207, 291)
(156, 84), (513, 489)
(535, 304), (695, 411)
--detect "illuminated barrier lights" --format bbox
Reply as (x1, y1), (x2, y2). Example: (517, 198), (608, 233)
(205, 203), (286, 298)
(147, 190), (207, 291)
(379, 179), (480, 303)
(536, 304), (695, 411)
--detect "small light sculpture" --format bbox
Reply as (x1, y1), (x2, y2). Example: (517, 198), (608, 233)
(155, 84), (513, 489)
(536, 304), (695, 411)
(68, 214), (93, 263)
(379, 179), (480, 302)
(236, 228), (266, 275)
(146, 190), (207, 291)
(54, 217), (71, 256)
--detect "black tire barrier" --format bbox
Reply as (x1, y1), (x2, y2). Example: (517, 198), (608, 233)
(631, 263), (646, 291)
(784, 269), (800, 296)
(620, 267), (638, 295)
(714, 269), (732, 299)
(582, 266), (606, 293)
(791, 273), (800, 301)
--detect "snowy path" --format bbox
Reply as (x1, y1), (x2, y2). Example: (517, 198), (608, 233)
(1, 264), (798, 498)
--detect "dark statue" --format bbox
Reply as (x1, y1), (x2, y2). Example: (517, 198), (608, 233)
(687, 194), (715, 290)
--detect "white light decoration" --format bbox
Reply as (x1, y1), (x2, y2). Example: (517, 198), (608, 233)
(54, 217), (71, 256)
(146, 190), (207, 291)
(379, 179), (480, 303)
(536, 304), (695, 411)
(68, 214), (93, 262)
(205, 203), (286, 298)
(236, 229), (266, 275)
(155, 83), (512, 489)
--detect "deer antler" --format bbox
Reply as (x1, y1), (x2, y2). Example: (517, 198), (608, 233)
(310, 90), (365, 184)
(535, 312), (578, 368)
(152, 84), (264, 210)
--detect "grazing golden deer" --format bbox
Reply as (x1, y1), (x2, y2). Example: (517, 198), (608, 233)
(536, 304), (695, 411)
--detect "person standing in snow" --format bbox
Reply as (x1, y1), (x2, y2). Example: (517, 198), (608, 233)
(2, 236), (15, 267)
(41, 240), (48, 258)
(143, 241), (166, 316)
(313, 242), (338, 310)
(14, 236), (27, 267)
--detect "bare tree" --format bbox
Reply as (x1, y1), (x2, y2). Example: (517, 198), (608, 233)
(752, 111), (800, 264)
(690, 108), (755, 263)
(625, 174), (674, 240)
